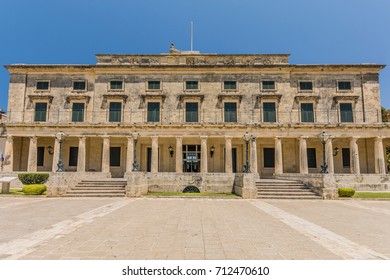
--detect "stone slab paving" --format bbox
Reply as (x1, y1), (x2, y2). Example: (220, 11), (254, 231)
(0, 197), (389, 260)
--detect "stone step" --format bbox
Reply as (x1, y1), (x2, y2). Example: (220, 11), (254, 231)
(257, 195), (322, 199)
(62, 179), (127, 198)
(258, 191), (317, 196)
(61, 193), (125, 197)
(257, 185), (308, 189)
(258, 189), (314, 193)
(78, 182), (127, 185)
(72, 186), (125, 190)
(65, 190), (125, 194)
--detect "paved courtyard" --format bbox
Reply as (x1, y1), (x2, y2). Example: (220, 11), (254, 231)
(0, 197), (389, 260)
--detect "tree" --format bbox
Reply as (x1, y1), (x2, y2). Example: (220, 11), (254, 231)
(382, 106), (389, 122)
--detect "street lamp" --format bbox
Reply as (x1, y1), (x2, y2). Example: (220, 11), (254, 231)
(55, 131), (66, 172)
(168, 145), (174, 157)
(320, 131), (329, 174)
(132, 131), (139, 172)
(243, 132), (251, 173)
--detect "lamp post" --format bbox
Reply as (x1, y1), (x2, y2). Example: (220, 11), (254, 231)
(243, 132), (251, 173)
(55, 131), (66, 172)
(132, 131), (139, 172)
(320, 131), (329, 174)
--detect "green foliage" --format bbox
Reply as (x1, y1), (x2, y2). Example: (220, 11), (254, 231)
(22, 184), (47, 195)
(18, 173), (49, 185)
(338, 188), (356, 197)
(387, 146), (390, 173)
(381, 107), (388, 122)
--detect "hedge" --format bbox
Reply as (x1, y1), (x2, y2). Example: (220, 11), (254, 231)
(18, 173), (49, 185)
(22, 184), (47, 195)
(338, 187), (355, 197)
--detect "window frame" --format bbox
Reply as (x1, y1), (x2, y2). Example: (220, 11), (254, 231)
(108, 101), (122, 122)
(261, 81), (276, 91)
(37, 147), (45, 167)
(184, 80), (200, 91)
(298, 80), (314, 92)
(185, 102), (199, 123)
(337, 80), (353, 92)
(223, 80), (237, 91)
(263, 147), (275, 168)
(342, 148), (350, 168)
(69, 147), (79, 167)
(147, 101), (161, 123)
(71, 102), (85, 123)
(300, 102), (315, 123)
(307, 148), (317, 168)
(35, 80), (50, 91)
(34, 102), (48, 122)
(72, 80), (87, 92)
(223, 101), (238, 123)
(108, 80), (124, 91)
(339, 102), (354, 123)
(262, 101), (277, 123)
(146, 80), (162, 91)
(110, 147), (121, 167)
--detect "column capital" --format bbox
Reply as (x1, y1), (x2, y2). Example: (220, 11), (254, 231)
(225, 136), (233, 140)
(375, 136), (384, 141)
(175, 136), (183, 140)
(200, 135), (208, 140)
(300, 136), (309, 139)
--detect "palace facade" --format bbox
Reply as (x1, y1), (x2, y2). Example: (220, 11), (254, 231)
(2, 48), (390, 198)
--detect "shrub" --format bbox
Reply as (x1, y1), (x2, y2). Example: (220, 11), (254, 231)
(18, 173), (49, 185)
(338, 187), (355, 197)
(22, 184), (47, 195)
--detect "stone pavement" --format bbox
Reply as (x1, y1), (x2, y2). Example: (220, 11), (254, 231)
(0, 197), (389, 260)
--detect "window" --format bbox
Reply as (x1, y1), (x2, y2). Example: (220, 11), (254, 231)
(299, 81), (313, 91)
(185, 102), (198, 122)
(264, 148), (275, 168)
(340, 103), (353, 122)
(185, 81), (199, 90)
(262, 81), (275, 90)
(37, 147), (45, 167)
(301, 103), (314, 122)
(147, 102), (160, 122)
(73, 81), (86, 91)
(36, 81), (49, 90)
(307, 148), (317, 168)
(263, 102), (276, 122)
(110, 81), (123, 90)
(72, 103), (85, 122)
(342, 148), (350, 167)
(110, 147), (121, 167)
(69, 147), (79, 167)
(338, 81), (352, 91)
(224, 102), (237, 122)
(34, 102), (47, 122)
(147, 81), (161, 90)
(223, 81), (237, 90)
(109, 102), (122, 122)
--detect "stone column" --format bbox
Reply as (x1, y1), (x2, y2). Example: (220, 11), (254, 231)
(151, 136), (159, 173)
(126, 136), (134, 173)
(299, 137), (308, 174)
(52, 137), (60, 172)
(27, 136), (38, 172)
(200, 136), (208, 173)
(102, 136), (110, 173)
(350, 137), (360, 175)
(77, 136), (86, 172)
(250, 136), (258, 173)
(225, 136), (233, 173)
(3, 135), (14, 172)
(274, 137), (283, 175)
(175, 136), (183, 173)
(326, 137), (334, 174)
(374, 137), (386, 174)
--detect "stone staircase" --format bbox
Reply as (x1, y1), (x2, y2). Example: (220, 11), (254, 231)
(61, 179), (127, 197)
(256, 179), (322, 199)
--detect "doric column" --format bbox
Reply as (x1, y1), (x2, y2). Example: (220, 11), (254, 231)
(52, 137), (60, 172)
(200, 136), (208, 173)
(225, 136), (233, 173)
(350, 137), (360, 175)
(151, 136), (159, 173)
(102, 136), (110, 173)
(77, 136), (86, 172)
(274, 137), (283, 175)
(126, 136), (134, 173)
(326, 137), (334, 174)
(374, 137), (386, 174)
(175, 136), (183, 173)
(299, 137), (308, 174)
(3, 135), (14, 172)
(250, 136), (258, 173)
(27, 136), (37, 172)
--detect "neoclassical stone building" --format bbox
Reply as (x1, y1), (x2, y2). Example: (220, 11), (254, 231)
(2, 48), (390, 197)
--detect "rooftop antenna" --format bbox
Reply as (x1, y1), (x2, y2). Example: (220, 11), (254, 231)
(190, 21), (193, 51)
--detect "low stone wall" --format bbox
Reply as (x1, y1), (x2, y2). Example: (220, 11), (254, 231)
(46, 172), (111, 196)
(233, 173), (259, 198)
(334, 174), (390, 191)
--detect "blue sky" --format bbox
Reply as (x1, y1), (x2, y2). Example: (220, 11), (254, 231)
(0, 0), (389, 110)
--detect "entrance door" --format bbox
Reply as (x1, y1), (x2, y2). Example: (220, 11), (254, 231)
(232, 148), (237, 173)
(147, 147), (152, 172)
(183, 145), (200, 172)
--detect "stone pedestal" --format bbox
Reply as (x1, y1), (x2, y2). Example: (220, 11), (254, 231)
(125, 173), (148, 197)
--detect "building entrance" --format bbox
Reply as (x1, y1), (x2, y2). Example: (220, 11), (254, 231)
(183, 145), (200, 172)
